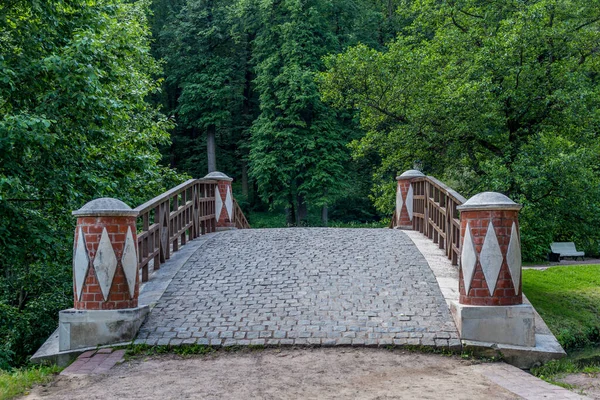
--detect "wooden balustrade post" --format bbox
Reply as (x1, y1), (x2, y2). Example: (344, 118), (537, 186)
(58, 198), (149, 351)
(395, 169), (425, 229)
(451, 192), (535, 347)
(204, 171), (235, 231)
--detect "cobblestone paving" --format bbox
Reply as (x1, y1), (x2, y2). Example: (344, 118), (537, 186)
(137, 228), (460, 348)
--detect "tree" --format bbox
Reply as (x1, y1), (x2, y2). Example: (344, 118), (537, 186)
(160, 0), (247, 174)
(0, 0), (179, 368)
(248, 0), (352, 224)
(320, 0), (600, 259)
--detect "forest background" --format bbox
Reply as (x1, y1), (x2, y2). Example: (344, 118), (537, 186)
(1, 0), (599, 370)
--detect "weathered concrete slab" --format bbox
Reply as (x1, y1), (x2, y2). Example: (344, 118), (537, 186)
(59, 306), (149, 351)
(451, 302), (535, 347)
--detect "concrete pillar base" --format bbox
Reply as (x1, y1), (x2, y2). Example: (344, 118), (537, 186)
(59, 306), (149, 351)
(450, 301), (535, 347)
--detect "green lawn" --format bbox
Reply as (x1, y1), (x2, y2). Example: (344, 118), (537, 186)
(523, 265), (600, 350)
(0, 365), (62, 400)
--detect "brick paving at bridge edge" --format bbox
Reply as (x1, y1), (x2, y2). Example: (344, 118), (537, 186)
(136, 228), (460, 349)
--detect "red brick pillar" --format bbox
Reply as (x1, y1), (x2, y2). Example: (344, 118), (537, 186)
(395, 169), (425, 229)
(71, 198), (140, 310)
(204, 171), (234, 230)
(451, 193), (535, 347)
(456, 192), (523, 306)
(60, 198), (148, 352)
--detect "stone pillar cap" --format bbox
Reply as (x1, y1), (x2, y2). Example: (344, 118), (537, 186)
(203, 171), (233, 182)
(457, 192), (522, 211)
(396, 169), (425, 180)
(72, 198), (139, 217)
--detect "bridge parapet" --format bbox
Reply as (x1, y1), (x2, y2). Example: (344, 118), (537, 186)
(393, 170), (535, 347)
(57, 172), (249, 352)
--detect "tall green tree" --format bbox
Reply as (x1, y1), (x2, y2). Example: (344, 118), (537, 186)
(0, 0), (179, 368)
(248, 0), (352, 224)
(320, 0), (600, 259)
(160, 0), (249, 175)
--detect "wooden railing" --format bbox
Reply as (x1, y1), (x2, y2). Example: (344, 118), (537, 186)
(392, 176), (466, 266)
(134, 179), (217, 282)
(233, 198), (251, 229)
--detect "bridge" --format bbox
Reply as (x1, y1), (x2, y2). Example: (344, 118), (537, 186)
(33, 170), (564, 368)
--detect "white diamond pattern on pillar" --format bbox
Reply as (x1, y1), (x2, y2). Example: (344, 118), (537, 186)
(215, 188), (223, 220)
(461, 223), (477, 294)
(396, 185), (403, 224)
(93, 228), (118, 301)
(73, 227), (89, 301)
(507, 222), (522, 292)
(406, 184), (414, 221)
(225, 186), (233, 220)
(121, 226), (138, 299)
(480, 222), (503, 295)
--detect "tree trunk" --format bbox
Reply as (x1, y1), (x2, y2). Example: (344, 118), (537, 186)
(207, 124), (217, 173)
(321, 205), (328, 226)
(296, 194), (307, 225)
(242, 162), (249, 197)
(286, 194), (296, 226)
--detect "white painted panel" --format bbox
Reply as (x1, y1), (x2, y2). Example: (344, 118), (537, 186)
(122, 226), (138, 299)
(93, 228), (118, 301)
(396, 185), (403, 224)
(215, 188), (223, 221)
(73, 227), (89, 301)
(480, 222), (503, 294)
(407, 184), (414, 221)
(461, 222), (477, 294)
(507, 222), (522, 292)
(225, 186), (233, 221)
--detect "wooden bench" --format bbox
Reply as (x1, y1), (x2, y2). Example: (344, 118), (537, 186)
(550, 242), (585, 261)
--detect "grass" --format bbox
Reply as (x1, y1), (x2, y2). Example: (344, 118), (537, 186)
(0, 365), (62, 400)
(503, 266), (600, 388)
(531, 347), (600, 387)
(522, 264), (600, 350)
(124, 343), (267, 361)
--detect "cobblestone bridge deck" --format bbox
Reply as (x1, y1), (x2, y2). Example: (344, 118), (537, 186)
(137, 228), (460, 348)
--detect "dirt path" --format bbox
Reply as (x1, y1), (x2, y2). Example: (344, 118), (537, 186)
(557, 373), (600, 399)
(25, 348), (523, 399)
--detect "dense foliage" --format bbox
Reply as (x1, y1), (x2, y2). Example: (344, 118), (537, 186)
(320, 0), (600, 259)
(153, 0), (399, 223)
(0, 0), (180, 369)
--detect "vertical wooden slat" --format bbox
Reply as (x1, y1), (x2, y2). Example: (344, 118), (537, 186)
(181, 189), (187, 246)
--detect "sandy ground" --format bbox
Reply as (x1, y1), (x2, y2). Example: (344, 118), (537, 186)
(24, 348), (523, 400)
(557, 373), (600, 399)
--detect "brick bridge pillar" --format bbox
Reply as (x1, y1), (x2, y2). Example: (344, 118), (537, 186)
(204, 171), (235, 230)
(58, 198), (149, 351)
(452, 192), (535, 347)
(395, 169), (425, 229)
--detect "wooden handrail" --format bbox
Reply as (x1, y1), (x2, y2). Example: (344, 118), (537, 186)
(135, 179), (217, 282)
(233, 198), (251, 229)
(134, 177), (251, 282)
(392, 175), (466, 266)
(134, 179), (217, 214)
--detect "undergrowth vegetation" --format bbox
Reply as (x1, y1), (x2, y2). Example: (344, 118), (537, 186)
(0, 364), (62, 400)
